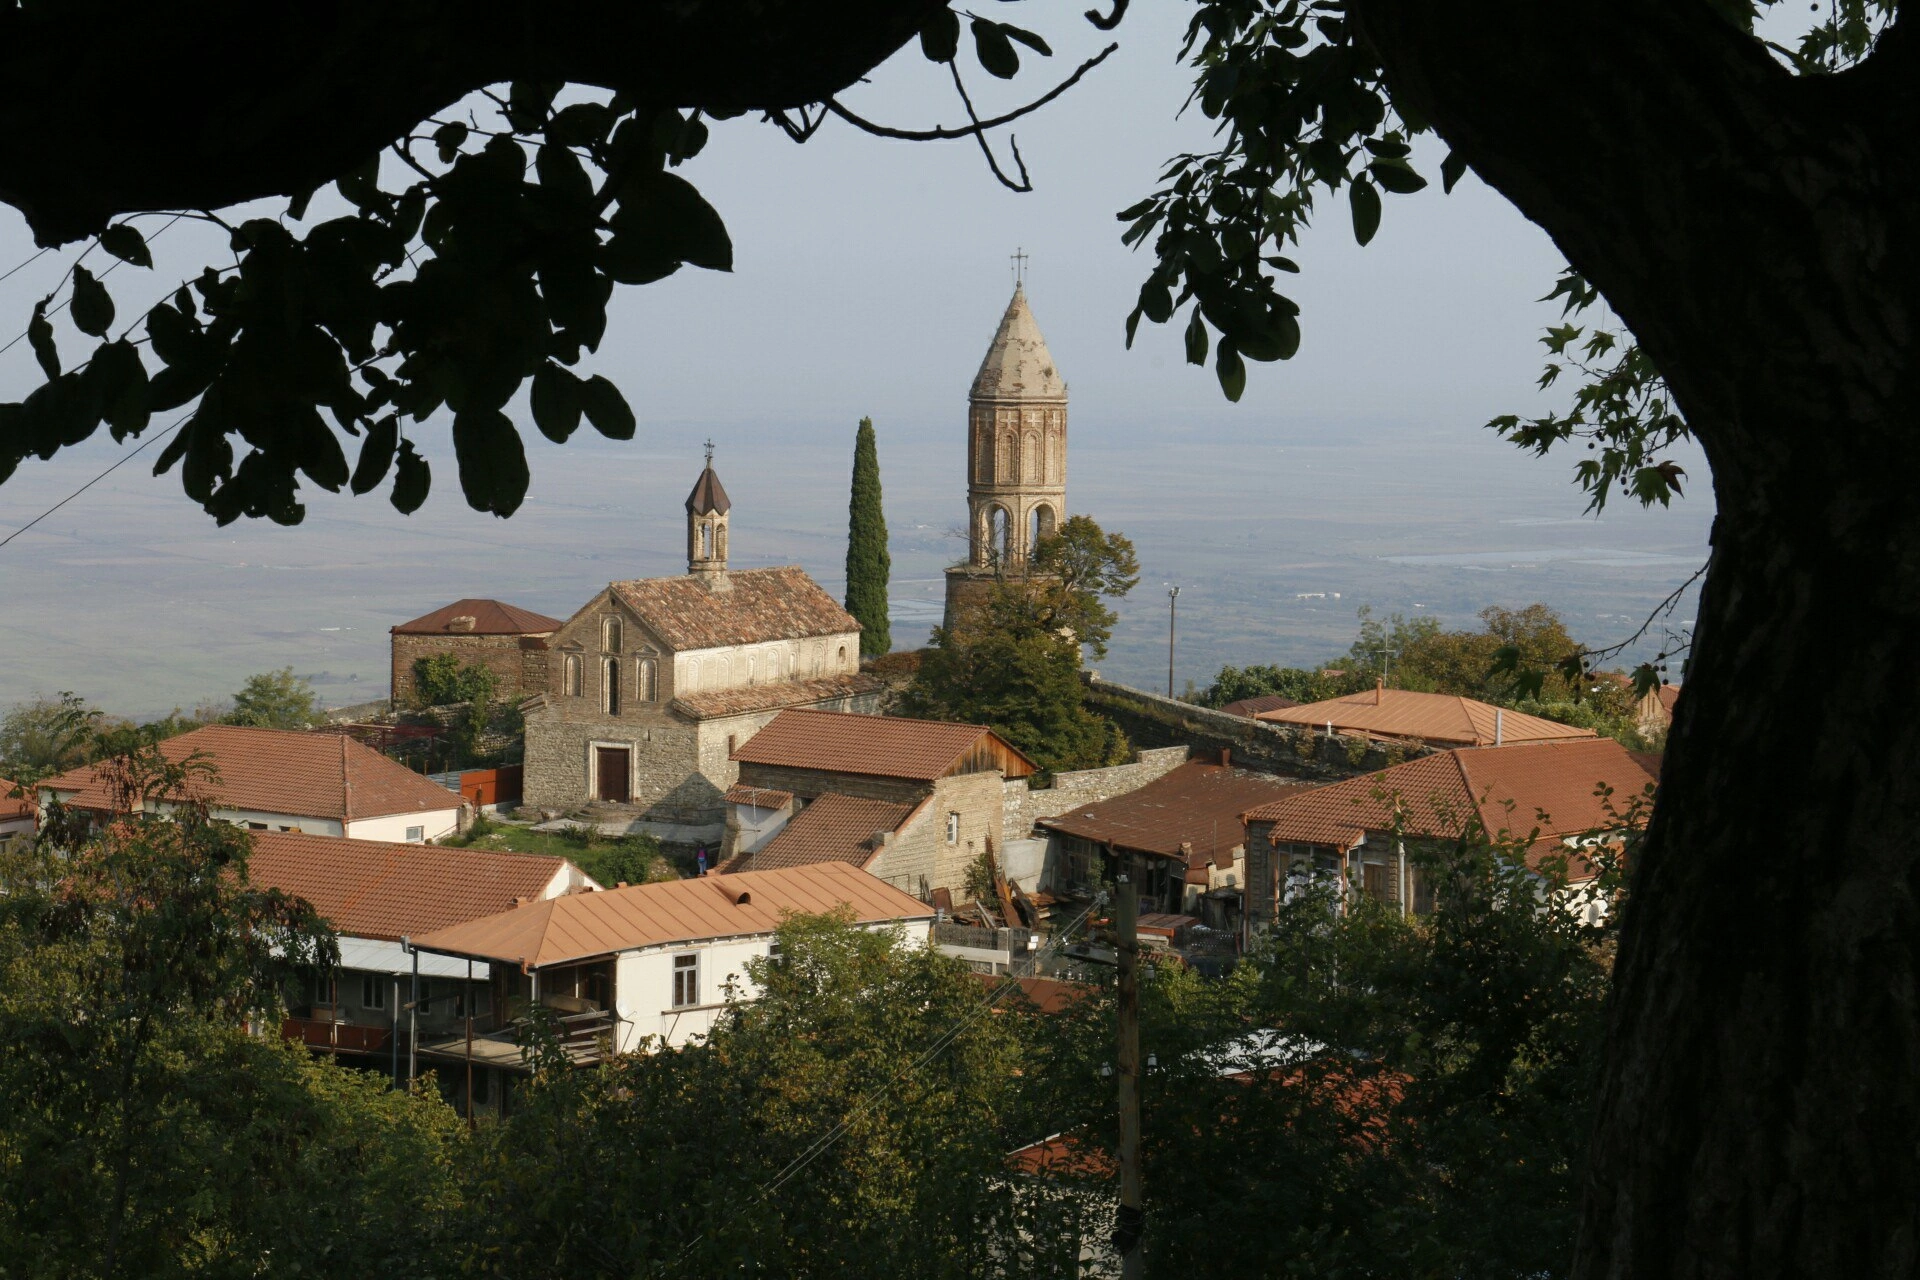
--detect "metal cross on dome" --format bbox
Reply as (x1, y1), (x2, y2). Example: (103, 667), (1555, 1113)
(703, 438), (715, 467)
(1010, 247), (1029, 286)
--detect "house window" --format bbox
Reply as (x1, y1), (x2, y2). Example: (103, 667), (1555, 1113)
(638, 658), (657, 703)
(247, 821), (267, 831)
(405, 825), (425, 842)
(672, 954), (699, 1008)
(604, 658), (621, 715)
(603, 616), (623, 652)
(361, 975), (386, 1010)
(419, 980), (432, 1015)
(837, 645), (848, 666)
(946, 812), (960, 845)
(312, 971), (334, 1005)
(564, 654), (582, 697)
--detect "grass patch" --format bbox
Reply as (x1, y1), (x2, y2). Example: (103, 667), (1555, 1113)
(443, 815), (676, 886)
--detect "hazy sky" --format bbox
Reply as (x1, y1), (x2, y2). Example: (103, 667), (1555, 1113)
(0, 4), (1713, 714)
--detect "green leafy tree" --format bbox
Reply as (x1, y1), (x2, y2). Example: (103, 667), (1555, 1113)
(1120, 6), (1917, 1264)
(1196, 663), (1362, 708)
(225, 666), (322, 729)
(0, 750), (464, 1274)
(464, 911), (1077, 1277)
(0, 691), (101, 783)
(902, 583), (1129, 775)
(410, 653), (500, 708)
(845, 416), (892, 657)
(1029, 513), (1140, 660)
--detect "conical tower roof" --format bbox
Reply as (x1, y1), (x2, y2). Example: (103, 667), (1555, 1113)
(685, 465), (730, 515)
(971, 283), (1065, 400)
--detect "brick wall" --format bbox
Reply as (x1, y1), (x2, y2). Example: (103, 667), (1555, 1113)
(391, 632), (549, 708)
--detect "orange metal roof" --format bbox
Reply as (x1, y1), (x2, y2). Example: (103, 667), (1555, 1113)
(39, 725), (463, 821)
(1242, 738), (1658, 868)
(1037, 762), (1311, 861)
(246, 830), (573, 941)
(1254, 687), (1597, 747)
(0, 777), (34, 823)
(609, 566), (857, 651)
(731, 708), (1037, 781)
(719, 792), (920, 874)
(391, 598), (563, 636)
(1219, 694), (1301, 718)
(413, 861), (935, 968)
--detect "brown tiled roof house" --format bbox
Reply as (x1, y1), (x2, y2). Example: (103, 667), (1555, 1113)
(39, 724), (466, 842)
(390, 597), (562, 709)
(720, 709), (1036, 902)
(520, 457), (883, 838)
(1255, 685), (1597, 748)
(1240, 738), (1658, 931)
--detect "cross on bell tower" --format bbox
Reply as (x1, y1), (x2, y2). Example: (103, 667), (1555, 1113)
(1009, 247), (1029, 288)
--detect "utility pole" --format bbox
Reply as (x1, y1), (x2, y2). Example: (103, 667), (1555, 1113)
(1114, 866), (1146, 1276)
(1166, 585), (1180, 699)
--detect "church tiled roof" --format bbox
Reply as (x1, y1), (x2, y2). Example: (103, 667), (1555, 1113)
(391, 598), (562, 635)
(685, 465), (731, 514)
(972, 283), (1066, 400)
(609, 566), (858, 651)
(670, 672), (884, 721)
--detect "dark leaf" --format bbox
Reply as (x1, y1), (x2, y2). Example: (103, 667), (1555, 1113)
(921, 8), (961, 61)
(579, 375), (636, 440)
(972, 18), (1020, 78)
(1216, 340), (1247, 402)
(1183, 311), (1209, 366)
(287, 186), (316, 221)
(1368, 158), (1428, 194)
(69, 266), (115, 337)
(87, 339), (150, 440)
(1349, 177), (1382, 247)
(350, 414), (399, 495)
(1001, 24), (1053, 56)
(28, 299), (58, 379)
(98, 224), (152, 268)
(530, 364), (584, 443)
(453, 409), (530, 517)
(391, 438), (430, 514)
(1441, 150), (1468, 193)
(432, 121), (470, 164)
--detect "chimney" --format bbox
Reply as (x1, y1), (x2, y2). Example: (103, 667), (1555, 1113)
(1217, 747), (1232, 767)
(1375, 675), (1384, 705)
(1495, 708), (1504, 746)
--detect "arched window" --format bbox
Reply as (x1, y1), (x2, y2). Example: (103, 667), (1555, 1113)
(700, 522), (712, 559)
(837, 645), (848, 667)
(603, 658), (621, 715)
(563, 654), (582, 698)
(603, 616), (622, 652)
(747, 654), (758, 686)
(1031, 504), (1056, 551)
(638, 658), (657, 703)
(991, 506), (1012, 564)
(1024, 431), (1040, 482)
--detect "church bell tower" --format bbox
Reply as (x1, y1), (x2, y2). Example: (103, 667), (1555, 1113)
(686, 442), (731, 588)
(943, 269), (1068, 629)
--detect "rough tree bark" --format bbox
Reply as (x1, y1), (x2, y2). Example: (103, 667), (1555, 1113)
(1357, 2), (1920, 1276)
(0, 1), (943, 245)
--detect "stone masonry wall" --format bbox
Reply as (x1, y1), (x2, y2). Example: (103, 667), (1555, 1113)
(391, 632), (548, 708)
(731, 763), (929, 807)
(1001, 746), (1192, 847)
(1084, 675), (1435, 782)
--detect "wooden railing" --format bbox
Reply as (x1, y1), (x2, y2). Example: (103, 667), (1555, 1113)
(282, 1015), (391, 1055)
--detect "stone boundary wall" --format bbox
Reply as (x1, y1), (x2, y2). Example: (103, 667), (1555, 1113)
(1002, 745), (1191, 847)
(1083, 675), (1436, 783)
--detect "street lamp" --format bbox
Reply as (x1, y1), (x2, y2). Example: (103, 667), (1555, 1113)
(1166, 585), (1180, 698)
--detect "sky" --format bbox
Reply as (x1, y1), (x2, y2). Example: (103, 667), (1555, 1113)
(0, 4), (1713, 717)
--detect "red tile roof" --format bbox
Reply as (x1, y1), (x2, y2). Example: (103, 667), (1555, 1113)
(1243, 738), (1658, 871)
(1219, 694), (1301, 718)
(39, 725), (463, 822)
(610, 566), (858, 651)
(413, 861), (935, 968)
(1255, 688), (1596, 747)
(1037, 762), (1312, 861)
(670, 672), (884, 721)
(974, 973), (1099, 1014)
(723, 786), (794, 810)
(391, 598), (562, 635)
(719, 792), (920, 874)
(246, 830), (575, 941)
(732, 709), (1037, 781)
(0, 777), (34, 824)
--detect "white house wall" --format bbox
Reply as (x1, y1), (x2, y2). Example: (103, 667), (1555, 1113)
(345, 809), (463, 843)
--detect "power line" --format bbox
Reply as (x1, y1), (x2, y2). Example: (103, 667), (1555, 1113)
(0, 409), (192, 550)
(0, 245), (53, 288)
(0, 215), (185, 360)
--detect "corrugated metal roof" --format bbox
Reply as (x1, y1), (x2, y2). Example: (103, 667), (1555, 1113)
(610, 566), (856, 651)
(732, 708), (1036, 781)
(1243, 739), (1658, 867)
(1037, 762), (1311, 860)
(1254, 688), (1596, 747)
(247, 830), (575, 941)
(40, 725), (464, 821)
(391, 598), (562, 636)
(721, 792), (920, 874)
(413, 861), (935, 968)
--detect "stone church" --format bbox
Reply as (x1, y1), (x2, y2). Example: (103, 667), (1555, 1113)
(943, 279), (1070, 628)
(521, 454), (882, 838)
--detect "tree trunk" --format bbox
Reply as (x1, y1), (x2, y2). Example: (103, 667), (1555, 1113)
(1353, 2), (1920, 1275)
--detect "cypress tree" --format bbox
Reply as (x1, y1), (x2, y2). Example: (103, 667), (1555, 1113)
(844, 416), (891, 657)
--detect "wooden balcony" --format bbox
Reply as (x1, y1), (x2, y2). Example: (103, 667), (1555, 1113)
(283, 1015), (391, 1055)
